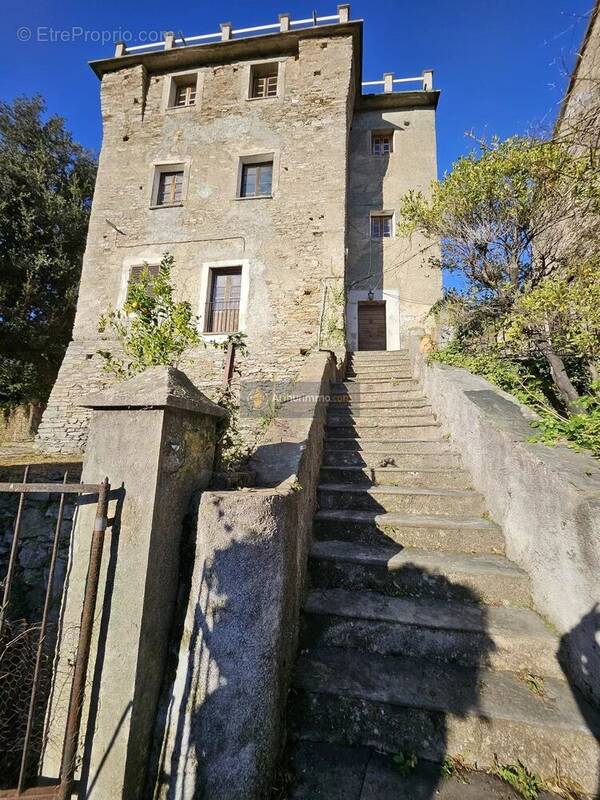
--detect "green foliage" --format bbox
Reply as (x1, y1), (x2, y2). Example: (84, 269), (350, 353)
(528, 389), (600, 457)
(0, 95), (97, 406)
(392, 752), (418, 777)
(320, 281), (346, 350)
(98, 253), (202, 379)
(213, 386), (254, 473)
(493, 759), (542, 800)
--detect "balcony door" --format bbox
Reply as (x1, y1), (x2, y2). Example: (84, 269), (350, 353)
(205, 267), (242, 333)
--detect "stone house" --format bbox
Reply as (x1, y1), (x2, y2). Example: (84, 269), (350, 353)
(36, 5), (441, 454)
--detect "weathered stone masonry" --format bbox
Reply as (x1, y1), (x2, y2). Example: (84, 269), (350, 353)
(37, 16), (440, 453)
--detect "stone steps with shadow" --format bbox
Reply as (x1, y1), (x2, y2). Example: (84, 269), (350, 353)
(285, 350), (600, 797)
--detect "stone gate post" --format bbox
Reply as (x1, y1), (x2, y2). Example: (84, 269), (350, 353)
(43, 366), (226, 799)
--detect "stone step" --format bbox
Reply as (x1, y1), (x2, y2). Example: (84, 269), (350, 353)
(322, 448), (460, 469)
(326, 415), (437, 429)
(332, 381), (421, 394)
(325, 423), (442, 441)
(343, 378), (420, 387)
(319, 465), (471, 489)
(309, 539), (531, 606)
(324, 438), (454, 454)
(348, 350), (410, 362)
(313, 509), (502, 553)
(317, 484), (486, 516)
(302, 588), (561, 676)
(327, 405), (434, 419)
(290, 648), (600, 794)
(345, 369), (414, 380)
(288, 742), (562, 800)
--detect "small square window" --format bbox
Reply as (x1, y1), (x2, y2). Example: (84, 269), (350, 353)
(154, 169), (184, 207)
(371, 215), (393, 239)
(167, 73), (198, 109)
(372, 133), (393, 155)
(250, 64), (279, 98)
(240, 161), (273, 198)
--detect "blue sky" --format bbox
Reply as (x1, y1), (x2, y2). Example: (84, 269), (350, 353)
(0, 0), (592, 177)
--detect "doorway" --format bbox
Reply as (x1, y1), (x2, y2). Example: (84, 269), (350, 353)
(357, 301), (387, 350)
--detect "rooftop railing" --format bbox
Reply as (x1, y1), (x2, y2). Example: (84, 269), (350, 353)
(114, 4), (351, 56)
(362, 70), (434, 93)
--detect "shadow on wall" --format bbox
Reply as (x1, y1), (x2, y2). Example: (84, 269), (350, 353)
(558, 604), (600, 800)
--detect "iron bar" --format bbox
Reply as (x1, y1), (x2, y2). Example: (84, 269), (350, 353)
(0, 466), (29, 640)
(17, 472), (68, 793)
(0, 483), (100, 495)
(57, 478), (110, 800)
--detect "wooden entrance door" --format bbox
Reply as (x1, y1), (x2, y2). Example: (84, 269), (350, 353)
(357, 302), (387, 350)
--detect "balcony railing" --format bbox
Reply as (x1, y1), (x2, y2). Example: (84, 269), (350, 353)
(204, 301), (240, 334)
(114, 4), (351, 56)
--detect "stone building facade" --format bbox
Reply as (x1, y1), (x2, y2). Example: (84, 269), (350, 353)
(36, 6), (441, 454)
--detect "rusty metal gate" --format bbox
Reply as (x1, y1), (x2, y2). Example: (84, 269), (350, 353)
(0, 467), (110, 800)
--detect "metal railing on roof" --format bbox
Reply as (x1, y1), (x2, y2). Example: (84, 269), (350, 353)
(362, 70), (434, 93)
(114, 4), (351, 56)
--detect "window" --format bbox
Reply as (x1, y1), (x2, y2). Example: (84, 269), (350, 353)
(205, 268), (242, 333)
(126, 263), (160, 303)
(371, 215), (394, 239)
(240, 161), (273, 198)
(250, 63), (279, 98)
(154, 169), (184, 206)
(167, 73), (199, 109)
(372, 132), (393, 155)
(174, 81), (196, 107)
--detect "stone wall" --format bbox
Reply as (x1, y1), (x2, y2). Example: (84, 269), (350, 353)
(408, 331), (600, 707)
(38, 29), (356, 454)
(0, 462), (82, 622)
(0, 404), (44, 444)
(152, 351), (338, 800)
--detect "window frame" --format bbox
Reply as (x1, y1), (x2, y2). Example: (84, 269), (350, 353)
(371, 131), (394, 156)
(117, 258), (162, 309)
(204, 266), (243, 334)
(198, 259), (251, 344)
(370, 212), (395, 240)
(239, 161), (274, 199)
(247, 61), (280, 100)
(150, 162), (188, 209)
(164, 70), (201, 111)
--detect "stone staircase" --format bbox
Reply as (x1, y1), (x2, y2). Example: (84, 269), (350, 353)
(286, 350), (600, 798)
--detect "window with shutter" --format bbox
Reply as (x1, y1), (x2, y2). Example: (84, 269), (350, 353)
(126, 264), (160, 302)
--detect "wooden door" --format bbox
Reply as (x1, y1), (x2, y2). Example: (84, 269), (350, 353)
(357, 302), (387, 350)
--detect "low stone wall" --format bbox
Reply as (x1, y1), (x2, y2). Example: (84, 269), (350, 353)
(408, 331), (600, 707)
(0, 404), (44, 444)
(152, 350), (338, 800)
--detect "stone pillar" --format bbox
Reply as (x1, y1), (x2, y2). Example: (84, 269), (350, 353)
(220, 22), (232, 41)
(423, 69), (434, 91)
(164, 31), (175, 50)
(383, 72), (394, 93)
(43, 366), (226, 800)
(114, 40), (126, 56)
(279, 12), (291, 32)
(337, 3), (350, 23)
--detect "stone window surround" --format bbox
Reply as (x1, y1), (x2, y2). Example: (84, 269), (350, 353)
(197, 259), (251, 344)
(234, 151), (279, 200)
(162, 69), (204, 112)
(370, 128), (395, 155)
(149, 159), (191, 209)
(242, 57), (286, 103)
(369, 210), (396, 239)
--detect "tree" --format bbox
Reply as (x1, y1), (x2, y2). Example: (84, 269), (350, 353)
(0, 96), (97, 407)
(98, 253), (202, 379)
(399, 136), (599, 409)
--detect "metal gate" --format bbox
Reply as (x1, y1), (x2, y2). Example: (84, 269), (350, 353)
(0, 467), (110, 799)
